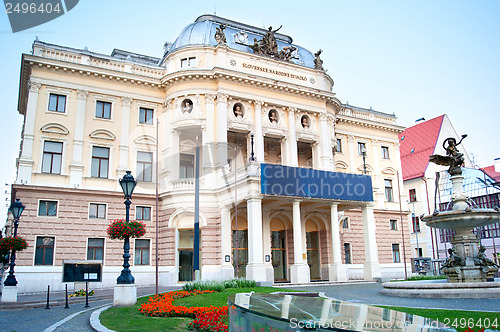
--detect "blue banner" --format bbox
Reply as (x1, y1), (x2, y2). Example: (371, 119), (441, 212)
(261, 164), (373, 201)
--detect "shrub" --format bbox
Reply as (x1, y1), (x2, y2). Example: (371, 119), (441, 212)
(183, 278), (257, 292)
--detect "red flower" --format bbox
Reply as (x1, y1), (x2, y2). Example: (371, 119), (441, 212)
(106, 219), (146, 240)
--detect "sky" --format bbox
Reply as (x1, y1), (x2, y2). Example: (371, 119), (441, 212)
(0, 0), (499, 223)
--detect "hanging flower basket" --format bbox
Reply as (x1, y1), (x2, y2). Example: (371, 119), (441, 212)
(107, 219), (146, 240)
(0, 236), (28, 255)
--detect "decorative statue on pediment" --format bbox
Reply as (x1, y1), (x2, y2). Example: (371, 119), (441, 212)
(429, 134), (467, 176)
(250, 38), (265, 55)
(280, 46), (297, 61)
(215, 23), (227, 45)
(263, 25), (282, 56)
(314, 49), (324, 70)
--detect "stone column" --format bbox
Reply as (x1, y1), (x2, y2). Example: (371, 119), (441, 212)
(253, 100), (265, 162)
(160, 99), (172, 189)
(290, 200), (310, 283)
(362, 204), (381, 280)
(287, 108), (298, 167)
(17, 81), (41, 184)
(319, 114), (334, 171)
(262, 208), (274, 282)
(220, 206), (234, 279)
(347, 135), (357, 173)
(118, 97), (132, 175)
(371, 139), (384, 207)
(215, 93), (228, 167)
(246, 197), (267, 282)
(69, 89), (88, 188)
(328, 203), (348, 281)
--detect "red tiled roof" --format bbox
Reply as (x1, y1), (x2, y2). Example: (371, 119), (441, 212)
(399, 115), (445, 181)
(481, 165), (500, 182)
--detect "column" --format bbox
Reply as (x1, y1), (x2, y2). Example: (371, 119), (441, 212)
(362, 204), (381, 280)
(17, 81), (41, 184)
(246, 197), (267, 282)
(262, 208), (274, 282)
(215, 93), (228, 167)
(220, 207), (234, 279)
(328, 203), (348, 281)
(286, 108), (298, 167)
(253, 100), (265, 162)
(347, 135), (357, 173)
(202, 94), (217, 188)
(69, 89), (88, 188)
(117, 97), (132, 175)
(319, 114), (334, 170)
(371, 139), (384, 207)
(290, 200), (310, 283)
(160, 99), (172, 189)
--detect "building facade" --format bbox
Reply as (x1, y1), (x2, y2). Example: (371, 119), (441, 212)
(9, 15), (410, 293)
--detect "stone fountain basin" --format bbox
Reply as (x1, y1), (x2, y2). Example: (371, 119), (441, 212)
(422, 209), (500, 230)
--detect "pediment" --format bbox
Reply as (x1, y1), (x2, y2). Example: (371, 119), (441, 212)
(382, 167), (397, 175)
(41, 123), (69, 135)
(89, 129), (116, 141)
(134, 135), (156, 145)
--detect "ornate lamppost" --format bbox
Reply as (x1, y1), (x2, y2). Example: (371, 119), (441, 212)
(117, 171), (137, 284)
(4, 198), (25, 287)
(361, 146), (367, 175)
(249, 133), (256, 162)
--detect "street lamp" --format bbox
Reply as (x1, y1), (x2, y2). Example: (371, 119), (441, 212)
(117, 171), (137, 284)
(4, 198), (25, 286)
(249, 133), (256, 162)
(361, 146), (367, 175)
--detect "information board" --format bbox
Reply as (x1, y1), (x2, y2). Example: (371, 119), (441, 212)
(62, 260), (102, 282)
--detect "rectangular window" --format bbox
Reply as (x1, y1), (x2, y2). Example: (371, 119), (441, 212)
(357, 142), (366, 155)
(181, 57), (196, 68)
(91, 146), (109, 178)
(48, 93), (66, 113)
(392, 244), (400, 263)
(342, 217), (349, 229)
(409, 189), (417, 202)
(87, 238), (104, 260)
(344, 243), (351, 264)
(412, 215), (421, 233)
(136, 206), (151, 221)
(39, 200), (57, 216)
(180, 153), (194, 179)
(385, 179), (394, 202)
(390, 219), (398, 230)
(89, 203), (106, 219)
(137, 152), (153, 182)
(336, 139), (342, 153)
(41, 141), (63, 174)
(134, 239), (150, 265)
(139, 107), (154, 124)
(381, 146), (390, 159)
(35, 236), (55, 265)
(96, 101), (111, 119)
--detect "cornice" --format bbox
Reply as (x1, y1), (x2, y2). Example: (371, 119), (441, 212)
(337, 115), (405, 134)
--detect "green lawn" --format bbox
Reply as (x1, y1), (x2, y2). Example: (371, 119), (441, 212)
(380, 306), (500, 331)
(99, 287), (294, 332)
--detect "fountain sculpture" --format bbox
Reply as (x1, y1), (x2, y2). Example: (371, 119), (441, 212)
(422, 135), (499, 282)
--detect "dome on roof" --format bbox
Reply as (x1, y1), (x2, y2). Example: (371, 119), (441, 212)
(167, 15), (316, 69)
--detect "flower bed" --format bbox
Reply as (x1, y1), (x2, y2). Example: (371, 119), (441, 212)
(139, 289), (228, 332)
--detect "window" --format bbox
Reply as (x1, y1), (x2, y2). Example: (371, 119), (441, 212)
(89, 203), (106, 219)
(137, 152), (153, 182)
(181, 57), (196, 68)
(96, 101), (111, 119)
(390, 219), (398, 230)
(87, 238), (104, 260)
(39, 200), (57, 216)
(412, 215), (421, 233)
(344, 243), (351, 264)
(139, 107), (154, 125)
(135, 239), (150, 265)
(415, 247), (423, 258)
(381, 146), (390, 159)
(341, 217), (349, 229)
(35, 236), (55, 265)
(41, 141), (63, 174)
(91, 146), (109, 178)
(336, 139), (342, 153)
(136, 206), (151, 221)
(48, 93), (66, 113)
(180, 153), (194, 179)
(384, 179), (393, 202)
(409, 189), (417, 202)
(392, 244), (400, 263)
(357, 142), (366, 155)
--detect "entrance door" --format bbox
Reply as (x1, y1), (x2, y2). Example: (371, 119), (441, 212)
(178, 249), (193, 281)
(307, 231), (321, 280)
(271, 230), (287, 281)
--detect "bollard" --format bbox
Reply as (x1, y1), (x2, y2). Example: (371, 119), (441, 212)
(84, 282), (89, 308)
(64, 284), (69, 309)
(45, 285), (50, 309)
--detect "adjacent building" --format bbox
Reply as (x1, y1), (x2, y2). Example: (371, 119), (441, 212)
(8, 14), (410, 293)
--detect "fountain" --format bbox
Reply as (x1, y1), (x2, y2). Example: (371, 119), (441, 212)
(382, 135), (500, 298)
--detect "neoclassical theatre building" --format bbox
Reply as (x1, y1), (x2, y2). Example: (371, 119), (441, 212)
(10, 15), (410, 292)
